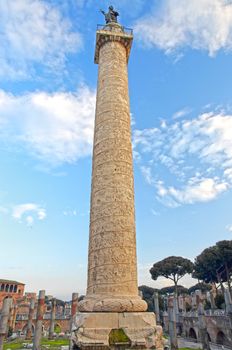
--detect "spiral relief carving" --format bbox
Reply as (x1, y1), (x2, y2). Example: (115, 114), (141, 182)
(80, 27), (147, 313)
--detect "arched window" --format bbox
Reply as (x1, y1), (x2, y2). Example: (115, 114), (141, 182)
(13, 285), (17, 293)
(1, 284), (5, 292)
(216, 331), (227, 345)
(5, 284), (9, 292)
(9, 285), (14, 293)
(189, 328), (197, 340)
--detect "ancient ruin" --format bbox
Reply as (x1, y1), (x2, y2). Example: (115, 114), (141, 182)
(71, 8), (163, 350)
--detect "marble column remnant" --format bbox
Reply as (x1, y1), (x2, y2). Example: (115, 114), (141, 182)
(197, 297), (210, 350)
(26, 298), (35, 339)
(9, 304), (17, 333)
(71, 19), (163, 350)
(224, 288), (232, 314)
(173, 296), (179, 323)
(0, 298), (12, 350)
(70, 293), (78, 333)
(33, 290), (45, 350)
(209, 290), (216, 310)
(49, 299), (56, 340)
(153, 292), (160, 323)
(168, 297), (178, 350)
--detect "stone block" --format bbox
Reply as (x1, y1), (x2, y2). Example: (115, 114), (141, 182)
(71, 312), (163, 349)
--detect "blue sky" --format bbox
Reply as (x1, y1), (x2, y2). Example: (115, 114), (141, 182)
(1, 0), (232, 300)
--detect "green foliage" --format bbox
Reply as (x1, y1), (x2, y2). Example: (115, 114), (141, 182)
(204, 300), (211, 310)
(138, 285), (158, 298)
(193, 241), (232, 286)
(216, 240), (232, 286)
(3, 339), (69, 350)
(8, 327), (13, 337)
(138, 285), (157, 311)
(188, 282), (211, 294)
(3, 342), (29, 350)
(109, 329), (130, 345)
(193, 246), (223, 283)
(54, 324), (61, 334)
(150, 256), (194, 296)
(41, 339), (69, 346)
(160, 285), (188, 295)
(215, 294), (225, 309)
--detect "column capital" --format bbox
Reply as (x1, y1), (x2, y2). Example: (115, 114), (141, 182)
(94, 23), (133, 64)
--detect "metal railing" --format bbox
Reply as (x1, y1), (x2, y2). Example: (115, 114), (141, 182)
(205, 309), (225, 316)
(97, 24), (133, 35)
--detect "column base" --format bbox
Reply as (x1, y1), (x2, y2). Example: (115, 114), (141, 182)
(71, 312), (163, 349)
(79, 296), (147, 313)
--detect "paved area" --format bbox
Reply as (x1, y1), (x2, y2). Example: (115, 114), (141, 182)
(178, 337), (202, 349)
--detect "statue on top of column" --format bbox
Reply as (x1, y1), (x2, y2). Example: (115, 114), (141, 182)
(100, 6), (119, 24)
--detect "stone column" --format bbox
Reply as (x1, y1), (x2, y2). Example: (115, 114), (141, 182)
(70, 293), (78, 332)
(197, 301), (210, 350)
(0, 298), (12, 350)
(48, 299), (56, 340)
(9, 304), (17, 332)
(210, 290), (216, 310)
(79, 23), (146, 314)
(168, 297), (178, 350)
(173, 296), (179, 322)
(153, 292), (160, 324)
(26, 298), (35, 339)
(162, 311), (169, 332)
(33, 290), (45, 350)
(224, 288), (232, 314)
(71, 21), (163, 350)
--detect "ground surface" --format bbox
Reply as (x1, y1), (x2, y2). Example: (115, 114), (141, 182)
(3, 338), (69, 350)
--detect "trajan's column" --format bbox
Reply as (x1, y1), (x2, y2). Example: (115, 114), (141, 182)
(72, 6), (163, 349)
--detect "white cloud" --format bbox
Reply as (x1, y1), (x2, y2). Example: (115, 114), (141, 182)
(134, 112), (232, 206)
(226, 224), (232, 232)
(0, 206), (8, 215)
(0, 86), (96, 166)
(158, 177), (228, 206)
(0, 0), (81, 80)
(140, 166), (153, 185)
(12, 203), (46, 226)
(63, 209), (78, 217)
(135, 0), (232, 56)
(138, 263), (196, 288)
(173, 107), (192, 120)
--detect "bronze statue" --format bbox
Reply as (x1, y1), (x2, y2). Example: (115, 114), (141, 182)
(100, 6), (119, 24)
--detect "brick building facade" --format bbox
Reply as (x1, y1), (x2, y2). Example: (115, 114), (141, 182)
(0, 279), (25, 307)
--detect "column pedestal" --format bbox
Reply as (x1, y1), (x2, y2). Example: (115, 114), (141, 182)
(71, 312), (163, 349)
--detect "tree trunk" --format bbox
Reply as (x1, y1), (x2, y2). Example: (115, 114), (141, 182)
(225, 263), (232, 298)
(174, 280), (180, 310)
(217, 272), (225, 293)
(174, 281), (178, 298)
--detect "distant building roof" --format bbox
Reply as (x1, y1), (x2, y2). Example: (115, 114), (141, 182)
(0, 279), (25, 285)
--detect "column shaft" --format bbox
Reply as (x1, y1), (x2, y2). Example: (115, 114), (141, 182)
(33, 290), (45, 350)
(79, 24), (146, 313)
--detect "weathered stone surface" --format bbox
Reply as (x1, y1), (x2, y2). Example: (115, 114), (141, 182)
(33, 290), (45, 350)
(0, 297), (12, 350)
(26, 297), (35, 339)
(74, 22), (163, 350)
(71, 313), (163, 349)
(79, 23), (146, 313)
